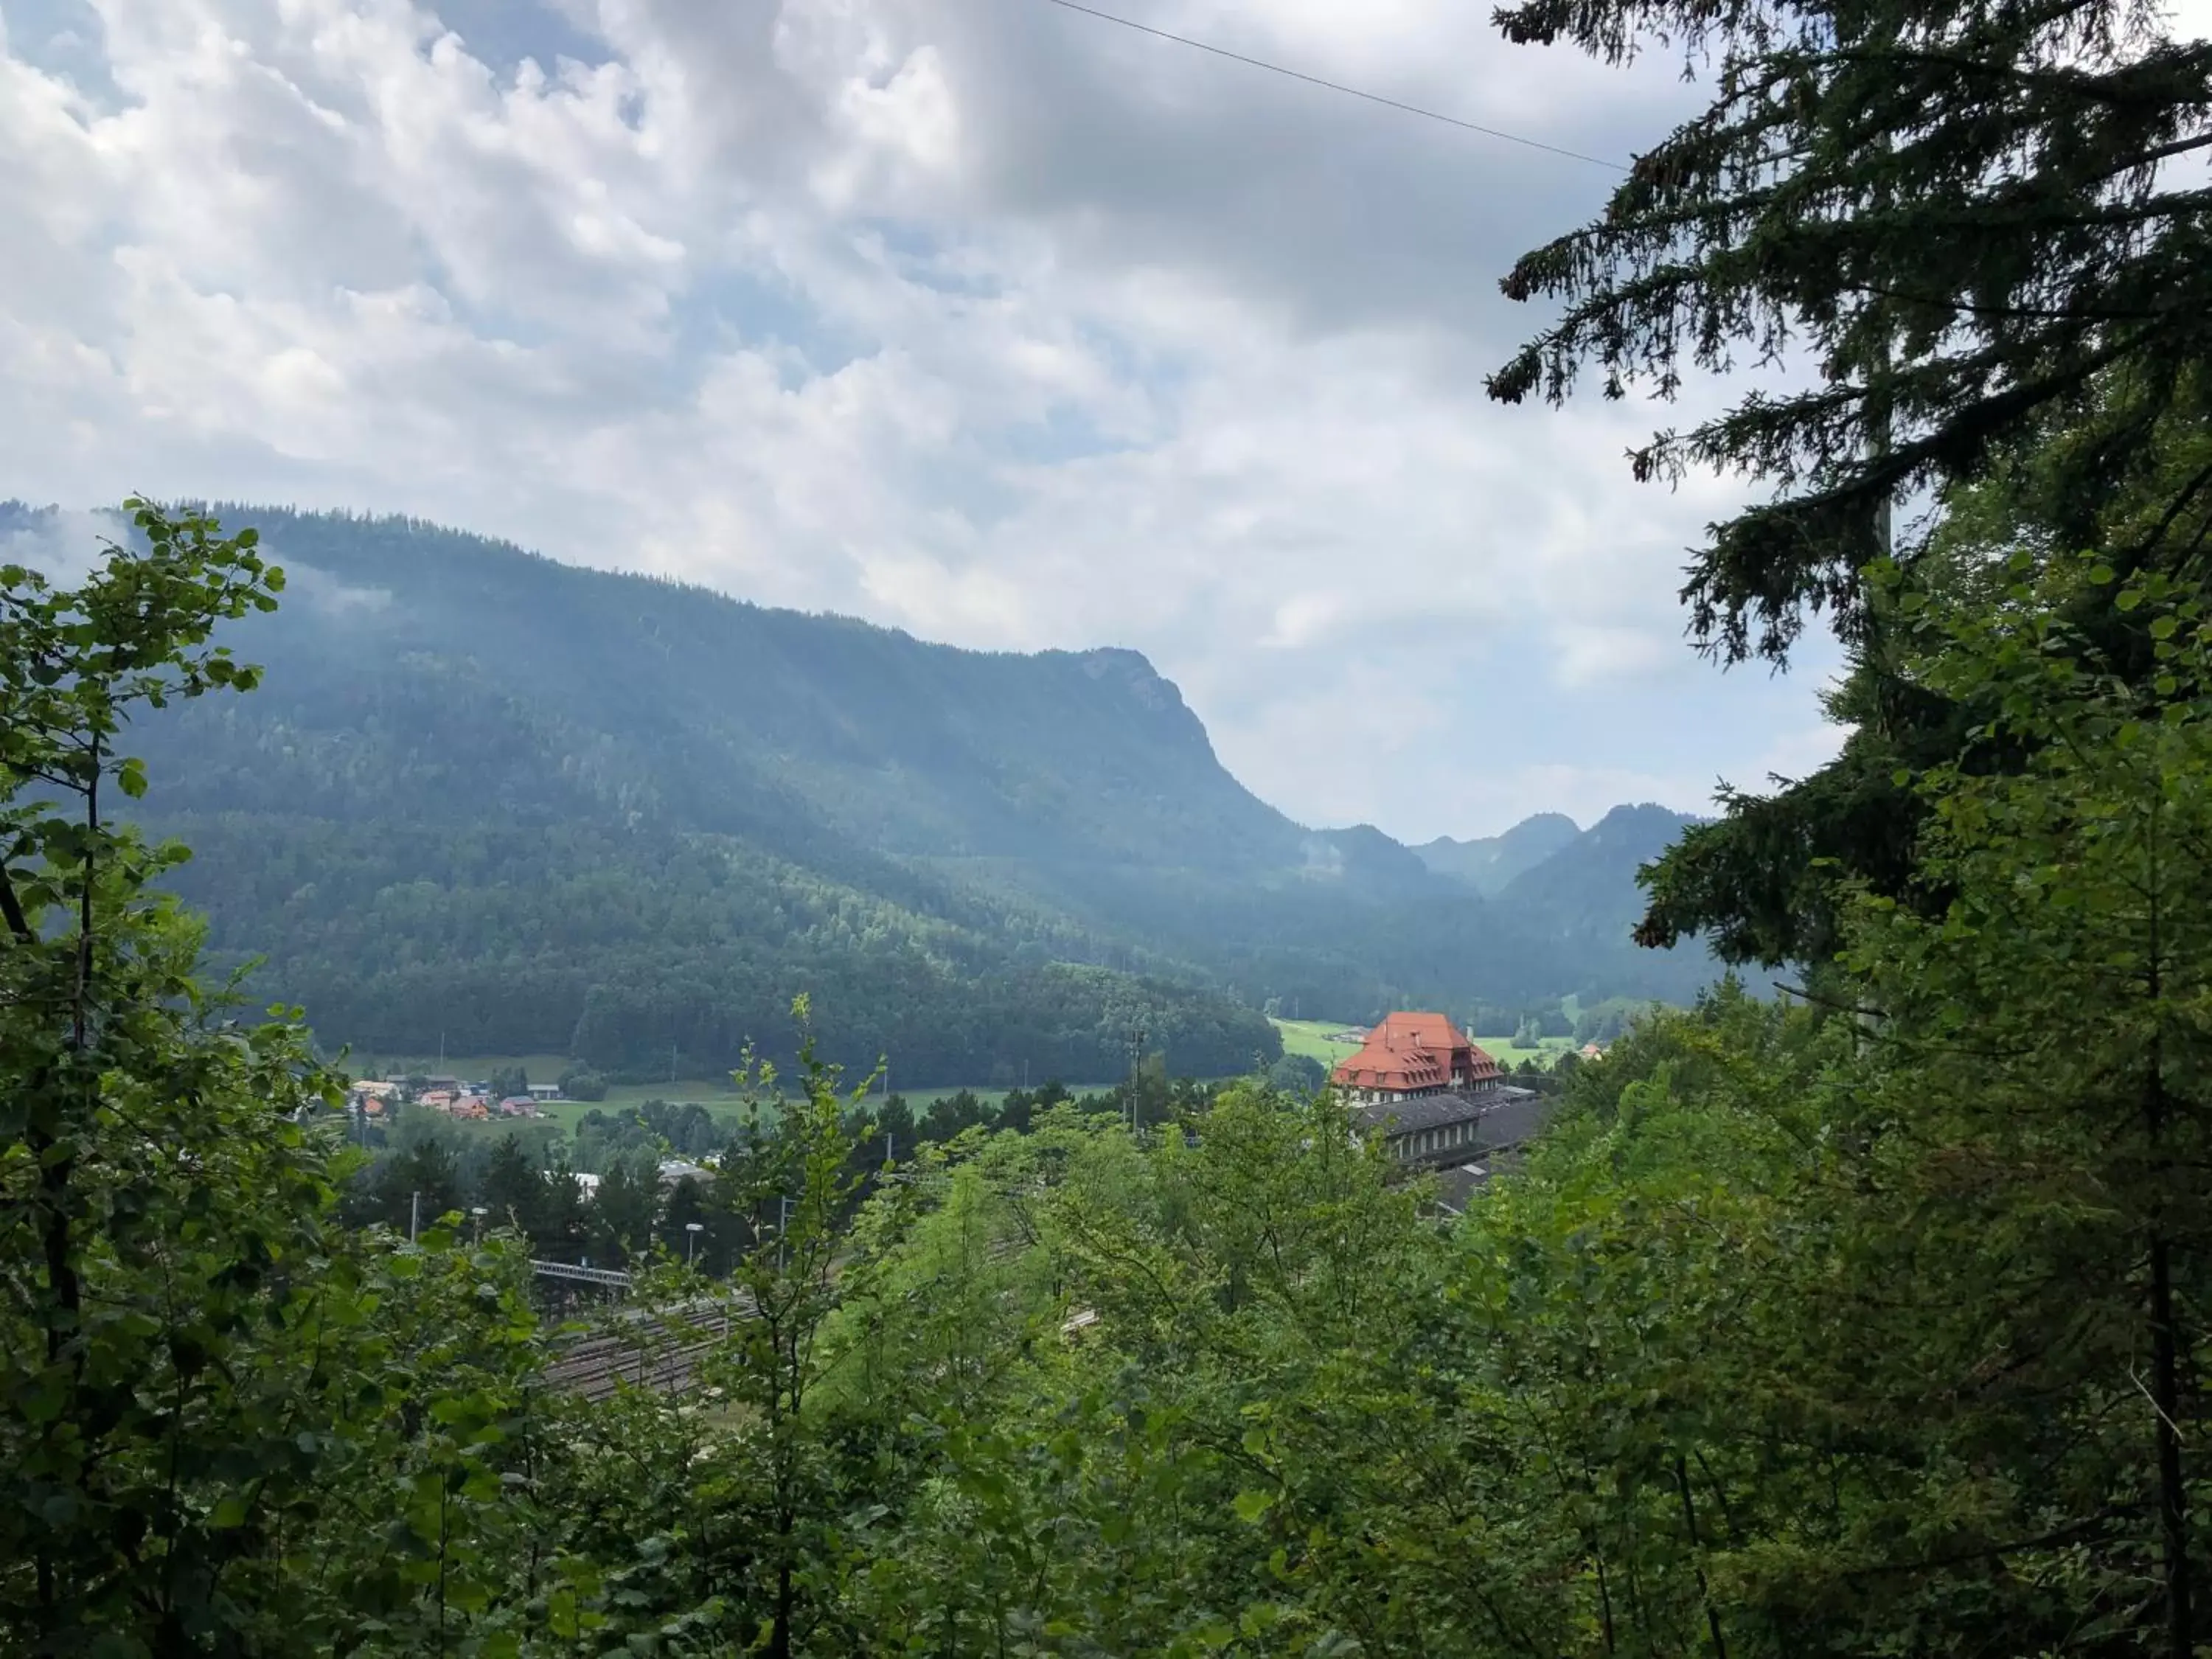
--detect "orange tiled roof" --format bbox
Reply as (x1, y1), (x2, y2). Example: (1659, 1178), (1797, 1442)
(1331, 1012), (1501, 1093)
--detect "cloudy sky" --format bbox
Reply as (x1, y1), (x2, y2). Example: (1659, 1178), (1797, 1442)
(0, 0), (1854, 841)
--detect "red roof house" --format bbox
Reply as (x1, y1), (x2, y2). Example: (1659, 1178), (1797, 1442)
(1331, 1012), (1501, 1102)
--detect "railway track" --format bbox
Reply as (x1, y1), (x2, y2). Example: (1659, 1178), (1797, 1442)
(541, 1236), (1038, 1401)
(543, 1293), (750, 1402)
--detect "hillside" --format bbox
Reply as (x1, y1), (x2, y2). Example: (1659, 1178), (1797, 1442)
(1497, 804), (1707, 952)
(7, 504), (1718, 1078)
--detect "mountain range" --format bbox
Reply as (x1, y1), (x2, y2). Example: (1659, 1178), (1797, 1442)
(3, 502), (1714, 1085)
(1415, 815), (1582, 895)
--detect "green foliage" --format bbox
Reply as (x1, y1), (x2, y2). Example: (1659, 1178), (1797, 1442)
(13, 461), (2210, 1657)
(554, 1062), (606, 1101)
(1839, 552), (2212, 1646)
(1494, 0), (2212, 973)
(533, 546), (2208, 1655)
(0, 505), (552, 1652)
(0, 501), (333, 1644)
(1490, 0), (2212, 667)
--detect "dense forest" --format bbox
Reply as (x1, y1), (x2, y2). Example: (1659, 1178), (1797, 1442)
(7, 0), (2212, 1651)
(0, 496), (1709, 1082)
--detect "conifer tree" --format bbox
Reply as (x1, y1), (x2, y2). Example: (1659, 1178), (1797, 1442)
(1491, 0), (2212, 959)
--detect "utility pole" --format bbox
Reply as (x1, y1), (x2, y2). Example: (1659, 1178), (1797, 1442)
(409, 1190), (420, 1244)
(1126, 1025), (1148, 1138)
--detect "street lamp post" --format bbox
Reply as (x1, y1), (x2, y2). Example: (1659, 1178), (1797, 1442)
(685, 1220), (704, 1267)
(470, 1206), (487, 1242)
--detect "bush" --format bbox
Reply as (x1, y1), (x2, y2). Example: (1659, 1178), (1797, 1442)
(558, 1064), (609, 1102)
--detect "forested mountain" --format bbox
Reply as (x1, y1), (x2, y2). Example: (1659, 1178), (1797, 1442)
(1498, 804), (1704, 942)
(1416, 812), (1581, 893)
(1, 503), (1715, 1080)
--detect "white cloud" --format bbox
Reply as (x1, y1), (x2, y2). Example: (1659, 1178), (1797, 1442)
(1551, 625), (1679, 690)
(0, 0), (1837, 841)
(285, 561), (394, 616)
(1748, 718), (1851, 789)
(0, 505), (123, 586)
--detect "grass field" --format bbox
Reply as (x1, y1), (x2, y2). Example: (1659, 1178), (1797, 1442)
(509, 1091), (778, 1139)
(884, 1081), (1121, 1110)
(406, 1116), (571, 1152)
(1271, 1019), (1366, 1065)
(358, 1052), (573, 1085)
(375, 1059), (1113, 1138)
(1469, 1033), (1579, 1067)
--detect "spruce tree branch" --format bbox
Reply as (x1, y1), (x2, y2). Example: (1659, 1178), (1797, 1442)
(2135, 460), (2212, 558)
(1825, 44), (2212, 106)
(1839, 279), (2168, 324)
(2091, 131), (2212, 184)
(2129, 1360), (2188, 1441)
(1833, 1510), (2138, 1579)
(1773, 981), (1885, 1020)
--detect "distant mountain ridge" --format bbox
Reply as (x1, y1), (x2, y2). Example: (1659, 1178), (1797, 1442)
(4, 502), (1719, 1081)
(1499, 804), (1710, 943)
(1416, 813), (1582, 895)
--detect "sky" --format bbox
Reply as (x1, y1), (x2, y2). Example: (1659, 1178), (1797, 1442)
(0, 0), (1860, 841)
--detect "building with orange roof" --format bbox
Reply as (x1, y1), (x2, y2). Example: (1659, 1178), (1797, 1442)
(1328, 1010), (1551, 1197)
(1330, 1011), (1501, 1105)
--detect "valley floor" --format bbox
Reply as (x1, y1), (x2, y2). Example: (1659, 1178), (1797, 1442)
(367, 1026), (1576, 1126)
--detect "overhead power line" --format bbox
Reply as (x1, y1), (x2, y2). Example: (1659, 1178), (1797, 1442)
(1026, 0), (1630, 172)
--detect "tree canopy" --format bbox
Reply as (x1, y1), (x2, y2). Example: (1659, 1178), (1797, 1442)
(1491, 0), (2212, 662)
(4, 497), (2210, 1655)
(1489, 0), (2212, 965)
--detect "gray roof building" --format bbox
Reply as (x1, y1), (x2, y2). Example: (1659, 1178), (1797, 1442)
(1354, 1085), (1553, 1208)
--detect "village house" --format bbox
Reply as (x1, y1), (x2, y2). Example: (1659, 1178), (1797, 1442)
(1331, 1011), (1549, 1205)
(656, 1158), (713, 1191)
(349, 1079), (398, 1118)
(1331, 1010), (1502, 1105)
